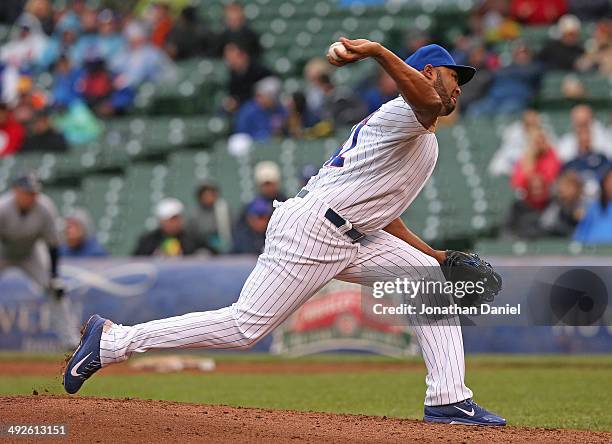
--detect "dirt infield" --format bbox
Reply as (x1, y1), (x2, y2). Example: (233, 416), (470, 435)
(1, 395), (611, 444)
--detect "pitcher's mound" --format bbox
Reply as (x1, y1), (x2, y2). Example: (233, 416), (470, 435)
(1, 395), (610, 443)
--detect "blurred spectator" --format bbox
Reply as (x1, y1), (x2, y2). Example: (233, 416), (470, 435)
(235, 77), (286, 141)
(467, 42), (540, 117)
(567, 0), (611, 21)
(133, 197), (199, 256)
(147, 2), (173, 48)
(471, 0), (520, 43)
(11, 76), (46, 123)
(21, 108), (68, 153)
(52, 100), (101, 145)
(80, 55), (113, 112)
(319, 73), (367, 126)
(59, 208), (108, 257)
(0, 13), (47, 70)
(110, 21), (176, 93)
(165, 6), (216, 59)
(540, 171), (584, 236)
(285, 91), (320, 138)
(449, 34), (472, 66)
(560, 73), (586, 99)
(71, 8), (99, 66)
(538, 15), (584, 71)
(398, 30), (432, 60)
(557, 104), (612, 161)
(231, 197), (273, 255)
(562, 125), (610, 182)
(59, 0), (87, 24)
(576, 18), (612, 75)
(0, 63), (20, 104)
(186, 181), (232, 254)
(0, 101), (25, 156)
(456, 43), (494, 113)
(509, 0), (567, 25)
(51, 54), (83, 107)
(223, 42), (271, 113)
(25, 0), (54, 36)
(92, 9), (125, 65)
(39, 14), (80, 69)
(360, 68), (398, 114)
(511, 128), (561, 191)
(217, 2), (261, 59)
(504, 174), (550, 238)
(254, 160), (286, 204)
(573, 169), (612, 244)
(303, 57), (331, 119)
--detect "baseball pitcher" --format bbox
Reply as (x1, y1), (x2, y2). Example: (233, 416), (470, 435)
(64, 40), (505, 426)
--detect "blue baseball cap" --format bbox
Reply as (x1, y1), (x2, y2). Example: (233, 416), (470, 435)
(405, 44), (476, 86)
(246, 197), (273, 217)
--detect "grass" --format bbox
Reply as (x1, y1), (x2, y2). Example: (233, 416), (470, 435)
(1, 353), (611, 431)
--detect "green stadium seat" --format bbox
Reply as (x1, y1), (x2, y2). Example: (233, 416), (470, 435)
(537, 71), (612, 110)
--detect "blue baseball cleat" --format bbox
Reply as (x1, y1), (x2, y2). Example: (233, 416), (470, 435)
(424, 398), (506, 426)
(63, 314), (107, 394)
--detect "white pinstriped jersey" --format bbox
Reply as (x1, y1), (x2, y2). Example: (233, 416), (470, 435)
(99, 99), (472, 408)
(305, 96), (439, 233)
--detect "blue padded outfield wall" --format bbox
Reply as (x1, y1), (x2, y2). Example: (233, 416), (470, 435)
(0, 257), (610, 353)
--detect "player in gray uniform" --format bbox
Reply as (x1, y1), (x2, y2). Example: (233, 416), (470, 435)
(0, 173), (80, 348)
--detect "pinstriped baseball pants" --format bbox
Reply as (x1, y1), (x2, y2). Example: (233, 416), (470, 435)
(100, 194), (473, 406)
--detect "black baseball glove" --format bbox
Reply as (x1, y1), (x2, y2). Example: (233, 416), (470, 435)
(441, 250), (502, 307)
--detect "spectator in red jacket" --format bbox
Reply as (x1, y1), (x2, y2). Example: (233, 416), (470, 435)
(148, 2), (173, 48)
(511, 127), (561, 191)
(0, 102), (25, 157)
(510, 0), (567, 25)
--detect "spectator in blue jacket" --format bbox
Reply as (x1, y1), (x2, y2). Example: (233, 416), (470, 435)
(73, 9), (124, 67)
(39, 13), (81, 69)
(59, 208), (108, 257)
(467, 42), (540, 116)
(562, 125), (610, 182)
(110, 22), (175, 92)
(360, 68), (398, 114)
(574, 169), (612, 244)
(51, 54), (83, 107)
(234, 76), (287, 141)
(231, 197), (273, 255)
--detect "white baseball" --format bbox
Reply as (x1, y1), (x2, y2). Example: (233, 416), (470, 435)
(328, 42), (348, 61)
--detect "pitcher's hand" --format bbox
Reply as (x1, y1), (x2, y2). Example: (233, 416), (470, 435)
(327, 37), (382, 66)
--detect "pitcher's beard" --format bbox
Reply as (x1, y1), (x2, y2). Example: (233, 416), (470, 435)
(433, 73), (455, 116)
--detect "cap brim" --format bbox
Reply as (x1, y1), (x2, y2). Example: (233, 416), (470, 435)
(442, 64), (476, 86)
